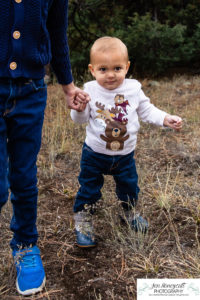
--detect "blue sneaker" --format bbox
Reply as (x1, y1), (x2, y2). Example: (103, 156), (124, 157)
(13, 245), (46, 296)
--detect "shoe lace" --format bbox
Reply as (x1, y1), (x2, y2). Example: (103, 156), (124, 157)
(15, 249), (37, 268)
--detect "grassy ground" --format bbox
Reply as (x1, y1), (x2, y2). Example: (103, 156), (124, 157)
(0, 75), (200, 299)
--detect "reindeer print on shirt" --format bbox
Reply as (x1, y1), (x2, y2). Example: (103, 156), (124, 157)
(95, 95), (130, 151)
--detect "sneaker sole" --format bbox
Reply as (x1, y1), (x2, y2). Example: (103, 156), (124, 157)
(16, 276), (46, 296)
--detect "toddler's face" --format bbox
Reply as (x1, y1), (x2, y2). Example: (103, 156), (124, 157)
(89, 49), (130, 90)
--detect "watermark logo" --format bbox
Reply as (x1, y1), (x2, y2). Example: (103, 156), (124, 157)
(137, 278), (200, 300)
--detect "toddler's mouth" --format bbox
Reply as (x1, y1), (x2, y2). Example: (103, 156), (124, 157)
(107, 81), (116, 84)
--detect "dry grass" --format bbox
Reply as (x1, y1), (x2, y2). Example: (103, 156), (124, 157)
(0, 75), (200, 299)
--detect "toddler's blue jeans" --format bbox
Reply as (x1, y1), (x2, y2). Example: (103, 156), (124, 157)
(0, 78), (47, 249)
(74, 143), (140, 212)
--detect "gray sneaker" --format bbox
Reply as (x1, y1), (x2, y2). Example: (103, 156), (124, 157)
(123, 211), (148, 234)
(74, 211), (96, 247)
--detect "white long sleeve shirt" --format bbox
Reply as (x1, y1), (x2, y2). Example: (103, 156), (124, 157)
(71, 79), (167, 156)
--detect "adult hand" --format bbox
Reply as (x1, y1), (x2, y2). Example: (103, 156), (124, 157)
(163, 114), (182, 130)
(62, 82), (90, 111)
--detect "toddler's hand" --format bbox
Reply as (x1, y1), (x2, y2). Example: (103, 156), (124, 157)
(62, 83), (90, 111)
(163, 114), (182, 130)
(73, 93), (88, 112)
(75, 90), (90, 104)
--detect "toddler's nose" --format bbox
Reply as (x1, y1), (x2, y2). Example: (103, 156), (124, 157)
(107, 71), (115, 78)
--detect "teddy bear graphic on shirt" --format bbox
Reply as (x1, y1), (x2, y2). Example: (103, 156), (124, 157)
(95, 94), (130, 151)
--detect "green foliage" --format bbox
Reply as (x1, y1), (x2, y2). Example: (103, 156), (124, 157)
(190, 23), (200, 61)
(67, 0), (200, 79)
(116, 13), (195, 76)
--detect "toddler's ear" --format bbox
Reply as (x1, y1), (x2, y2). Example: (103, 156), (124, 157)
(126, 61), (131, 73)
(88, 64), (95, 77)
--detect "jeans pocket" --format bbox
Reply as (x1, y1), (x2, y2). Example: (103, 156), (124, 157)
(31, 79), (46, 91)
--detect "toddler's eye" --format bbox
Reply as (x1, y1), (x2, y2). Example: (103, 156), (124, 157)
(99, 67), (106, 72)
(115, 67), (121, 71)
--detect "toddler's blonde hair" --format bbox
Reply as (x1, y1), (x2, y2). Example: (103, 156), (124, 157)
(90, 36), (129, 63)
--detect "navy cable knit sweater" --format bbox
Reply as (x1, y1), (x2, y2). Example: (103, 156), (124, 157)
(0, 0), (73, 84)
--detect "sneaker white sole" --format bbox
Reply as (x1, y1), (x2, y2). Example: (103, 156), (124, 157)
(16, 276), (46, 296)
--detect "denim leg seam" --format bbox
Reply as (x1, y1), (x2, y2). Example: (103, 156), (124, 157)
(110, 156), (117, 171)
(3, 99), (16, 116)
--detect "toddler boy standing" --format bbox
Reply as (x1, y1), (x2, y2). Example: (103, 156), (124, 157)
(71, 36), (182, 247)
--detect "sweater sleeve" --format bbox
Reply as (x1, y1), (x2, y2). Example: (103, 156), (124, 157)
(137, 89), (167, 126)
(70, 104), (90, 124)
(47, 0), (73, 84)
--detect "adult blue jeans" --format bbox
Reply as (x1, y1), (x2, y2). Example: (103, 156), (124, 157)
(0, 78), (47, 249)
(74, 143), (140, 212)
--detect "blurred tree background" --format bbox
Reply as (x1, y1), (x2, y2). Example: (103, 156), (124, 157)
(67, 0), (200, 79)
